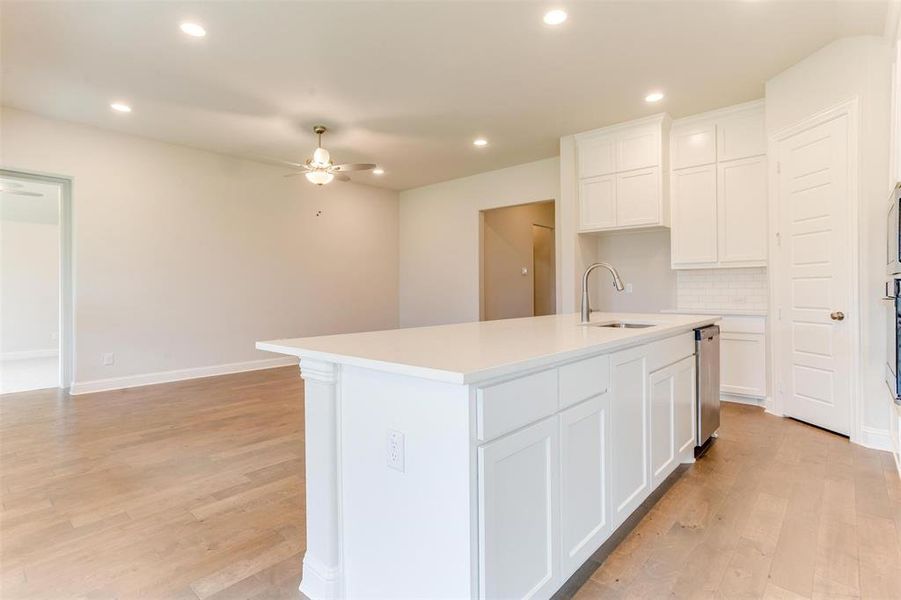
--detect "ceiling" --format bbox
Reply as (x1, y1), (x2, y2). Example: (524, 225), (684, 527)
(0, 178), (61, 225)
(0, 1), (889, 191)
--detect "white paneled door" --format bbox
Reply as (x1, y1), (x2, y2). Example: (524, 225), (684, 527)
(775, 112), (853, 435)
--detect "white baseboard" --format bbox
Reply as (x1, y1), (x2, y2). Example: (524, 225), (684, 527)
(69, 357), (298, 395)
(1, 349), (59, 361)
(721, 393), (764, 407)
(858, 425), (893, 452)
(763, 396), (781, 416)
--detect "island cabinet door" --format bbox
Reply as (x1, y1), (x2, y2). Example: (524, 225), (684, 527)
(649, 356), (696, 488)
(559, 393), (611, 578)
(478, 416), (559, 600)
(609, 347), (650, 529)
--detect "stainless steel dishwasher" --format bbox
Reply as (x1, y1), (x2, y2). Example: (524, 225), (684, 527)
(695, 325), (720, 453)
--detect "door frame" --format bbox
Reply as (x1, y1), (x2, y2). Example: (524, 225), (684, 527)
(765, 98), (861, 442)
(0, 167), (75, 391)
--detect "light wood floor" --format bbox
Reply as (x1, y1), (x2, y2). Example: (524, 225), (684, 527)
(1, 367), (899, 599)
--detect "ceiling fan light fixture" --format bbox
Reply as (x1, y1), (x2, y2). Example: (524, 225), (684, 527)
(305, 170), (334, 186)
(312, 146), (331, 167)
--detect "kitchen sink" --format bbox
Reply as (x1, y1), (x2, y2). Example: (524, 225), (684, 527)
(587, 321), (656, 329)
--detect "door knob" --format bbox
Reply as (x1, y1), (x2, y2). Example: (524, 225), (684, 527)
(830, 311), (845, 321)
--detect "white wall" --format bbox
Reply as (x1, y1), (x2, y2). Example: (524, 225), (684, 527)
(765, 35), (893, 435)
(399, 158), (559, 327)
(0, 107), (399, 387)
(590, 230), (676, 313)
(1, 219), (60, 354)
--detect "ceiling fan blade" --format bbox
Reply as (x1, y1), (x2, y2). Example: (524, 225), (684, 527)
(334, 173), (351, 182)
(331, 163), (376, 172)
(283, 171), (307, 178)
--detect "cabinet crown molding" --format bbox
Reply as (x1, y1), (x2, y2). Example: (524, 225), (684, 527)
(574, 112), (671, 141)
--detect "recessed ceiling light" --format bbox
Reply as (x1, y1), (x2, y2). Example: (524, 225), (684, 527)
(473, 138), (488, 147)
(372, 168), (385, 175)
(110, 102), (132, 113)
(180, 22), (207, 37)
(645, 91), (665, 103)
(543, 9), (567, 26)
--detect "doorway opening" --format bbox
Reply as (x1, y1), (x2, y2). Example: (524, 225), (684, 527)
(479, 200), (556, 321)
(0, 170), (73, 394)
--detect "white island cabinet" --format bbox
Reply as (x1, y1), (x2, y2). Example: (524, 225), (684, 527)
(258, 312), (717, 600)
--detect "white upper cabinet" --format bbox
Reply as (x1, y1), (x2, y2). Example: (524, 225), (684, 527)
(616, 168), (660, 227)
(718, 156), (768, 264)
(669, 101), (767, 269)
(617, 126), (659, 172)
(578, 136), (616, 178)
(717, 110), (767, 162)
(575, 114), (670, 233)
(671, 164), (718, 265)
(671, 124), (716, 169)
(579, 175), (617, 230)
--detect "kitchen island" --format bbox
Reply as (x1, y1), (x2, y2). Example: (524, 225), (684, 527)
(257, 312), (718, 599)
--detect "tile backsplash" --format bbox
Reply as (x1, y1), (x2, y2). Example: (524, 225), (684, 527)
(676, 267), (768, 310)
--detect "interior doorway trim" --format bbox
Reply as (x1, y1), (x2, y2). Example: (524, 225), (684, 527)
(765, 97), (861, 444)
(1, 167), (75, 391)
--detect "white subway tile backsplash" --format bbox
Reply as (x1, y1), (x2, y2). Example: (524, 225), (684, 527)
(676, 267), (768, 311)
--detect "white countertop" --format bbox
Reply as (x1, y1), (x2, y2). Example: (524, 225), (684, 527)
(661, 307), (768, 317)
(257, 312), (719, 384)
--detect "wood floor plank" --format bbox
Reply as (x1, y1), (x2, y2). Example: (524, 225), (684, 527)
(2, 371), (898, 600)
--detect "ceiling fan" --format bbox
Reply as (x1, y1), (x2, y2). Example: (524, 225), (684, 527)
(285, 125), (376, 185)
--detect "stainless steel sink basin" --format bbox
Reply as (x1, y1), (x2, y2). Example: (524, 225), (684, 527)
(588, 321), (656, 329)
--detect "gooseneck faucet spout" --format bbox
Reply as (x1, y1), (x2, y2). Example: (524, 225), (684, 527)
(580, 262), (625, 323)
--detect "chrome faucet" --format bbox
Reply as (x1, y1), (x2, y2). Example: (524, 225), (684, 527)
(580, 262), (625, 323)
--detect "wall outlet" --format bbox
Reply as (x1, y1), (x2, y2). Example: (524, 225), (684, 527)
(50, 332), (59, 342)
(102, 352), (115, 366)
(625, 283), (634, 294)
(386, 430), (405, 472)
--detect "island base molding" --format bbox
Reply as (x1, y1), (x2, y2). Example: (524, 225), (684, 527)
(298, 359), (344, 600)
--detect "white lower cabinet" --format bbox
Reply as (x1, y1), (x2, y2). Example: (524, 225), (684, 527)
(477, 334), (698, 599)
(719, 316), (767, 399)
(478, 416), (559, 600)
(559, 393), (610, 576)
(649, 356), (696, 487)
(610, 347), (650, 528)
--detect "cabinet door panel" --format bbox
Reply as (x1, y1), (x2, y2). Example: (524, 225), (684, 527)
(578, 135), (616, 178)
(649, 366), (676, 486)
(617, 128), (658, 171)
(671, 164), (718, 266)
(560, 394), (610, 576)
(673, 357), (696, 461)
(718, 156), (767, 264)
(720, 332), (766, 397)
(717, 110), (766, 162)
(610, 350), (649, 527)
(650, 356), (695, 487)
(478, 418), (559, 600)
(672, 124), (716, 169)
(579, 175), (616, 231)
(616, 168), (659, 227)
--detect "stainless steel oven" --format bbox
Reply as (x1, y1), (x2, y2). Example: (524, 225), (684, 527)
(888, 183), (901, 276)
(887, 275), (900, 406)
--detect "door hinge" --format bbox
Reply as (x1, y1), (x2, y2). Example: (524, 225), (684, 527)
(776, 231), (782, 247)
(777, 162), (781, 174)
